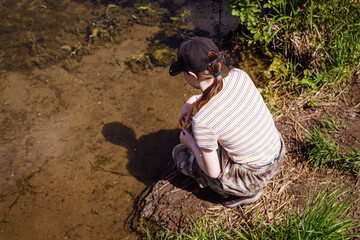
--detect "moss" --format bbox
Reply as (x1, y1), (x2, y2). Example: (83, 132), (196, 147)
(125, 53), (153, 73)
(87, 15), (123, 44)
(63, 59), (76, 72)
(124, 41), (176, 73)
(0, 0), (136, 72)
(134, 5), (169, 26)
(95, 155), (113, 166)
(150, 49), (176, 67)
(263, 55), (287, 80)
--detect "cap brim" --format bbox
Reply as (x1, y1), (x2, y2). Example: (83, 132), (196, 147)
(169, 61), (183, 76)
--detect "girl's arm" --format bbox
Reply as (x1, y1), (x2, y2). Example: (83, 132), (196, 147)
(191, 145), (221, 178)
(180, 127), (221, 178)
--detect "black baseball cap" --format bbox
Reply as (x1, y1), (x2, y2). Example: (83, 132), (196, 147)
(169, 37), (220, 76)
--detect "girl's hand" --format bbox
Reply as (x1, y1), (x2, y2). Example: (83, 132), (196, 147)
(178, 95), (201, 127)
(178, 103), (193, 127)
(180, 127), (196, 149)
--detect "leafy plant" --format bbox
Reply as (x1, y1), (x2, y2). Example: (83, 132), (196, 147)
(226, 0), (360, 93)
(227, 0), (261, 35)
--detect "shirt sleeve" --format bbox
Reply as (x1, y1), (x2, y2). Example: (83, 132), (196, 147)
(192, 121), (218, 150)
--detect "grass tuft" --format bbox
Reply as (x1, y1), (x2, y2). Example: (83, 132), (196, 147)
(320, 114), (342, 132)
(306, 126), (339, 168)
(341, 151), (360, 176)
(305, 116), (360, 175)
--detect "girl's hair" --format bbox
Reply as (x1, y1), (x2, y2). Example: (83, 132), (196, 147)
(195, 51), (223, 109)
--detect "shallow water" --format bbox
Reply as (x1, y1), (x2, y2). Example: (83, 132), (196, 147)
(0, 1), (267, 239)
(0, 0), (238, 72)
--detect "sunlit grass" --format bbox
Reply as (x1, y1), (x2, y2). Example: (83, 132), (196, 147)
(233, 183), (359, 240)
(148, 183), (359, 239)
(149, 215), (233, 240)
(306, 126), (340, 168)
(227, 0), (359, 98)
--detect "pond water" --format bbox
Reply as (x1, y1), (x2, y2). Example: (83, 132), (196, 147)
(0, 1), (270, 239)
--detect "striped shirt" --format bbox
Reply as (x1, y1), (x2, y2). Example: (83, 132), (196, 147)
(192, 68), (281, 166)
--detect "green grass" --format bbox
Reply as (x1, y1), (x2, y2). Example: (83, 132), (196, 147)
(233, 183), (359, 240)
(148, 215), (234, 239)
(226, 0), (360, 95)
(305, 116), (360, 175)
(320, 114), (342, 132)
(148, 183), (359, 239)
(340, 151), (360, 176)
(306, 126), (340, 168)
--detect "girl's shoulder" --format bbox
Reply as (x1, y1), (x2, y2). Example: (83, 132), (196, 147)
(226, 68), (251, 82)
(228, 68), (247, 76)
(230, 67), (241, 72)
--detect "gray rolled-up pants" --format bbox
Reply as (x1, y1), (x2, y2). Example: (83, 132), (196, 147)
(172, 134), (285, 197)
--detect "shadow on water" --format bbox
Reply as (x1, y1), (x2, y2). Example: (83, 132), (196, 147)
(102, 122), (220, 203)
(101, 122), (180, 185)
